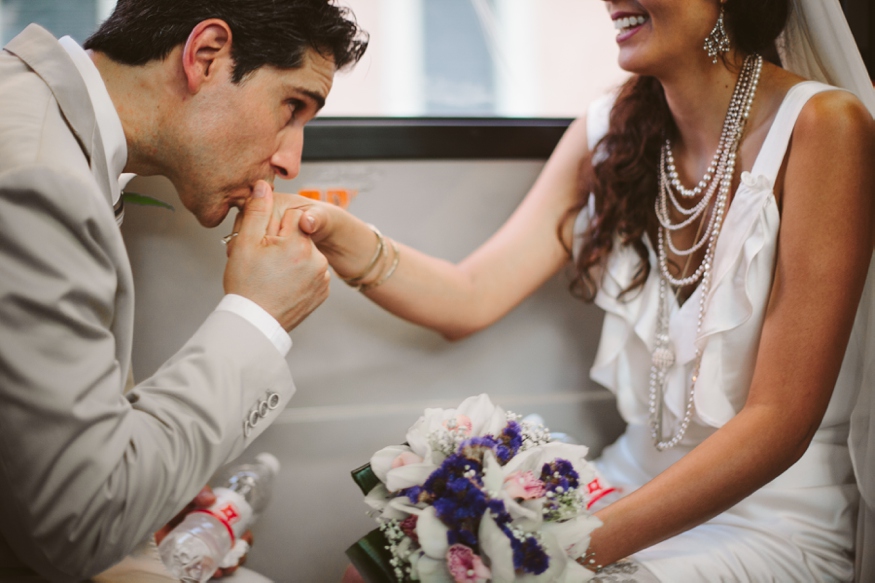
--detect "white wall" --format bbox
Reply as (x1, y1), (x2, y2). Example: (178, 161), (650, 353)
(122, 160), (623, 581)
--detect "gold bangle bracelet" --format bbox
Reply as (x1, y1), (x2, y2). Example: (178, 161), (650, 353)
(359, 239), (400, 293)
(341, 224), (384, 286)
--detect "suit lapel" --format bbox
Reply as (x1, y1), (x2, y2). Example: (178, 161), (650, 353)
(4, 24), (114, 208)
(4, 25), (135, 391)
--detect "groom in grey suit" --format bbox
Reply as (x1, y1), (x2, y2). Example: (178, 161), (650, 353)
(0, 1), (366, 580)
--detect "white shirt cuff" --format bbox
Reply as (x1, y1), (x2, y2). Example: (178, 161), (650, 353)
(214, 294), (292, 357)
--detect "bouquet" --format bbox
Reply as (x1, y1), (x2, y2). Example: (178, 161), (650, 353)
(347, 394), (603, 583)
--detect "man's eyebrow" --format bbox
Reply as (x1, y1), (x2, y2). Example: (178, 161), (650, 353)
(297, 89), (326, 112)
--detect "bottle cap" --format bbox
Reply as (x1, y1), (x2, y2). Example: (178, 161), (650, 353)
(255, 452), (280, 476)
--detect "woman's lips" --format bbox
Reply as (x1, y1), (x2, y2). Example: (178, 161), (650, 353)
(613, 13), (648, 42)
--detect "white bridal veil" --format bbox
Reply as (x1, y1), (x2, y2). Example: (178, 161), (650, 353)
(777, 0), (875, 579)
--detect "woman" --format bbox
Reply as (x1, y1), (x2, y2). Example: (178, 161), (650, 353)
(268, 0), (875, 579)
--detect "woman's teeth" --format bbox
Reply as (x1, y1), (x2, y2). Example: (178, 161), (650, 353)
(614, 15), (647, 33)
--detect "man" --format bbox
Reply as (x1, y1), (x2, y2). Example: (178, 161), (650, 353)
(0, 0), (366, 580)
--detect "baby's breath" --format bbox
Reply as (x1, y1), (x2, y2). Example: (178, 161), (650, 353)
(542, 485), (585, 522)
(379, 519), (415, 581)
(507, 411), (552, 451)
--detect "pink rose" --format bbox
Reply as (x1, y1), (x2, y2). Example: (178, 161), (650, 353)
(390, 451), (423, 469)
(443, 414), (473, 436)
(446, 544), (491, 583)
(503, 470), (546, 500)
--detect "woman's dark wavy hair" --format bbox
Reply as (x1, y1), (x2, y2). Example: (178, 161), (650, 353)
(567, 0), (789, 301)
(84, 0), (368, 82)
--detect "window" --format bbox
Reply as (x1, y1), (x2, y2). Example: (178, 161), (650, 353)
(322, 0), (628, 118)
(0, 0), (628, 119)
(0, 0), (114, 45)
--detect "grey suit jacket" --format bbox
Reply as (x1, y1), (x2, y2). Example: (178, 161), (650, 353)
(0, 25), (295, 581)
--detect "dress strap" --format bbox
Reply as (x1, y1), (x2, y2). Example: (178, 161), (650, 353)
(749, 80), (837, 182)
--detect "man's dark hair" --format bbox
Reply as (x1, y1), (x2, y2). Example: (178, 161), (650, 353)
(84, 0), (368, 82)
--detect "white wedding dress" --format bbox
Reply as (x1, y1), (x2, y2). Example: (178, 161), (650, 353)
(576, 80), (864, 582)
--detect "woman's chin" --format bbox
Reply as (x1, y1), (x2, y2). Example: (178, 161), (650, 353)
(616, 51), (658, 77)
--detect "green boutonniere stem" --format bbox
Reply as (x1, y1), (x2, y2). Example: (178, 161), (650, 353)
(122, 192), (174, 211)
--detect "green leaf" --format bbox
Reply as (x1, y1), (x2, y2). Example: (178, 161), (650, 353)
(351, 462), (381, 496)
(122, 192), (174, 211)
(345, 528), (399, 583)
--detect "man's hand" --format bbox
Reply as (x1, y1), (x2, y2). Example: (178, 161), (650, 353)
(230, 191), (339, 248)
(223, 181), (330, 331)
(154, 486), (254, 578)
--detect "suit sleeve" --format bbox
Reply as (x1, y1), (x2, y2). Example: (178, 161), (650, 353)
(0, 166), (294, 581)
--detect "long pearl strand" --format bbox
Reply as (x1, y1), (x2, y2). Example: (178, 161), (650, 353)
(649, 54), (763, 451)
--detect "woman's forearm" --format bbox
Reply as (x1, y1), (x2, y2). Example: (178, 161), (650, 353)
(305, 196), (572, 339)
(587, 403), (815, 568)
(319, 215), (565, 339)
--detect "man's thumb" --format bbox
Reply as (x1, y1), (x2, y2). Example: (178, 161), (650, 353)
(238, 181), (273, 242)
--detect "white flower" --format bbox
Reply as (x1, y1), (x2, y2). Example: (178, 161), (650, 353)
(504, 442), (594, 485)
(478, 512), (516, 583)
(540, 514), (602, 563)
(482, 449), (544, 532)
(371, 444), (438, 497)
(406, 394), (508, 463)
(416, 506), (451, 559)
(417, 555), (455, 583)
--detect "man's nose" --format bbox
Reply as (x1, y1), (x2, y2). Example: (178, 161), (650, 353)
(271, 128), (303, 180)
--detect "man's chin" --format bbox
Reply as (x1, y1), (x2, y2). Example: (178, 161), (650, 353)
(186, 201), (232, 229)
(196, 210), (230, 229)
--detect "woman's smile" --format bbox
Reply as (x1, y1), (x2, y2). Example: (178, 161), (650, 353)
(612, 12), (649, 42)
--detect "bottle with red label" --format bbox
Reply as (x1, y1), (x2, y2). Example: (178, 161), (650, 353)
(158, 452), (280, 582)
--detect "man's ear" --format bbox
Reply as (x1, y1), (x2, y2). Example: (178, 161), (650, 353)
(181, 19), (233, 94)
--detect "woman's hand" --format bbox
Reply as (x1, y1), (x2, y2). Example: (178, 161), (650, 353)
(276, 193), (337, 246)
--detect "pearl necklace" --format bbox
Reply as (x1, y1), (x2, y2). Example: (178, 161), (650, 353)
(649, 54), (763, 451)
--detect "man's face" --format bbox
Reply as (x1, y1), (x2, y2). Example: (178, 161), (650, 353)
(170, 49), (335, 227)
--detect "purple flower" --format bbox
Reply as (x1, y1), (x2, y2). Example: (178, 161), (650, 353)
(401, 485), (425, 504)
(496, 421), (523, 463)
(423, 453), (488, 547)
(540, 459), (580, 493)
(513, 534), (550, 575)
(458, 435), (500, 463)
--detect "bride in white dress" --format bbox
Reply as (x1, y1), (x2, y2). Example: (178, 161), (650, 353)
(257, 0), (875, 580)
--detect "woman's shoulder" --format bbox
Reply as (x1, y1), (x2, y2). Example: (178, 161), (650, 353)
(766, 63), (872, 138)
(793, 86), (874, 144)
(758, 64), (871, 139)
(780, 75), (875, 206)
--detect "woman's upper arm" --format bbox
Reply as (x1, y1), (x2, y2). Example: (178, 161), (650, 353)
(457, 113), (594, 313)
(744, 90), (875, 448)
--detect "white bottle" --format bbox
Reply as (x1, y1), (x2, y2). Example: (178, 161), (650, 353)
(158, 452), (280, 582)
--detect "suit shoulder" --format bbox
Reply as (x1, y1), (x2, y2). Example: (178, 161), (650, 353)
(0, 51), (87, 173)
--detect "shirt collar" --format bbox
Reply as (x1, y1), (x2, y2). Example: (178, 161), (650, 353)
(58, 36), (135, 205)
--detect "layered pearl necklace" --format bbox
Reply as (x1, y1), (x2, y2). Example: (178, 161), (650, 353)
(649, 54), (763, 451)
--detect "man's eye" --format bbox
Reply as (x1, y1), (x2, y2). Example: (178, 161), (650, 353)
(287, 99), (305, 120)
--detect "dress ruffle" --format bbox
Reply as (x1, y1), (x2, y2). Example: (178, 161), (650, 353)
(586, 173), (780, 428)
